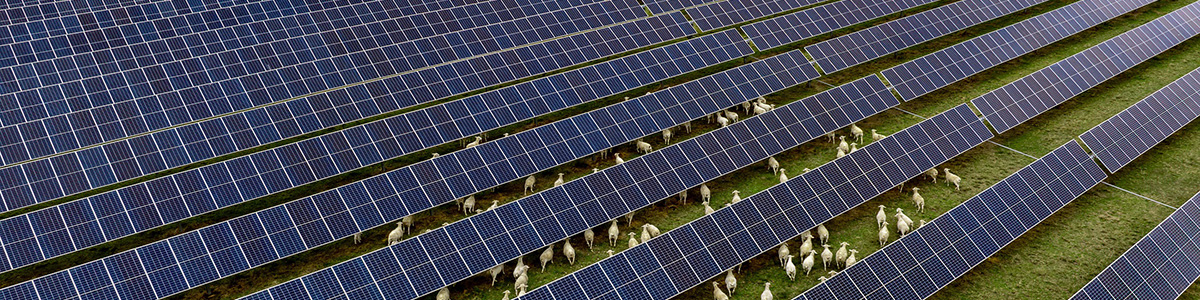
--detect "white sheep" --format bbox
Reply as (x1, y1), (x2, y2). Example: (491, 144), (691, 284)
(725, 269), (737, 294)
(353, 232), (361, 244)
(897, 215), (910, 237)
(731, 190), (741, 203)
(584, 228), (595, 250)
(683, 120), (692, 132)
(563, 240), (576, 265)
(779, 168), (788, 183)
(553, 173), (564, 187)
(513, 257), (526, 278)
(513, 265), (530, 291)
(742, 100), (755, 112)
(502, 290), (510, 300)
(723, 110), (739, 123)
(624, 211), (636, 227)
(703, 201), (716, 215)
(850, 123), (864, 143)
(802, 251), (816, 275)
(487, 200), (498, 211)
(517, 285), (527, 296)
(679, 190), (688, 205)
(606, 249), (614, 257)
(761, 282), (773, 300)
(754, 104), (768, 115)
(778, 243), (791, 266)
(717, 115), (730, 127)
(821, 244), (833, 270)
(876, 205), (887, 229)
(700, 184), (712, 203)
(401, 215), (414, 235)
(818, 276), (828, 282)
(836, 241), (849, 268)
(608, 220), (620, 246)
(817, 224), (829, 245)
(489, 263), (504, 286)
(767, 156), (780, 175)
(850, 142), (858, 153)
(636, 139), (652, 154)
(387, 222), (404, 245)
(432, 153), (440, 158)
(643, 224), (661, 237)
(837, 147), (846, 158)
(466, 136), (482, 148)
(462, 195), (475, 215)
(826, 132), (837, 143)
(663, 128), (673, 144)
(628, 232), (639, 248)
(524, 175), (536, 195)
(539, 244), (554, 271)
(838, 136), (850, 153)
(879, 221), (890, 246)
(799, 232), (812, 259)
(919, 219), (927, 228)
(872, 129), (886, 141)
(614, 153), (624, 164)
(944, 168), (961, 190)
(925, 168), (938, 183)
(787, 254), (799, 280)
(846, 249), (858, 268)
(641, 225), (652, 243)
(713, 282), (730, 300)
(436, 286), (450, 300)
(912, 187), (925, 212)
(895, 208), (913, 228)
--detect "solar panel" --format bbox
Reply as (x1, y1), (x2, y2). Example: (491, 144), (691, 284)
(240, 72), (899, 300)
(0, 30), (753, 271)
(796, 141), (1105, 300)
(972, 3), (1200, 134)
(0, 0), (218, 46)
(643, 0), (711, 14)
(0, 12), (700, 215)
(0, 0), (663, 166)
(521, 103), (993, 300)
(1071, 191), (1200, 300)
(805, 0), (1050, 74)
(881, 0), (1155, 101)
(740, 0), (937, 52)
(688, 0), (824, 32)
(0, 45), (809, 300)
(1078, 66), (1200, 173)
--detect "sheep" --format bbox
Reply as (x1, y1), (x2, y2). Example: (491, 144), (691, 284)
(850, 123), (864, 143)
(912, 187), (925, 212)
(817, 276), (828, 282)
(552, 173), (564, 188)
(624, 211), (636, 227)
(489, 263), (504, 286)
(895, 208), (913, 228)
(879, 221), (890, 246)
(836, 242), (849, 268)
(643, 223), (661, 237)
(641, 225), (652, 243)
(850, 142), (858, 153)
(679, 190), (688, 205)
(517, 285), (527, 297)
(723, 110), (739, 123)
(837, 147), (846, 158)
(725, 269), (737, 294)
(462, 195), (475, 215)
(703, 201), (716, 215)
(731, 190), (741, 203)
(817, 223), (829, 245)
(838, 136), (850, 153)
(761, 282), (773, 300)
(353, 232), (361, 244)
(778, 243), (791, 266)
(593, 168), (599, 173)
(707, 112), (718, 123)
(919, 219), (927, 228)
(683, 120), (692, 132)
(513, 265), (531, 292)
(513, 257), (526, 278)
(663, 128), (673, 144)
(401, 215), (414, 235)
(876, 205), (887, 229)
(779, 168), (788, 183)
(821, 244), (833, 270)
(614, 153), (624, 164)
(502, 290), (510, 300)
(798, 232), (812, 259)
(846, 249), (859, 268)
(432, 153), (440, 158)
(802, 251), (816, 275)
(786, 254), (799, 280)
(700, 184), (712, 203)
(563, 240), (576, 265)
(387, 222), (404, 245)
(767, 156), (780, 175)
(872, 129), (886, 141)
(742, 100), (755, 112)
(608, 220), (620, 246)
(628, 232), (639, 248)
(487, 200), (498, 211)
(466, 136), (482, 148)
(606, 249), (614, 257)
(944, 168), (961, 190)
(717, 115), (730, 127)
(897, 215), (910, 237)
(754, 104), (768, 115)
(524, 175), (536, 195)
(713, 282), (730, 300)
(539, 244), (554, 271)
(436, 286), (450, 300)
(826, 132), (837, 143)
(925, 168), (938, 183)
(636, 139), (652, 154)
(584, 228), (595, 250)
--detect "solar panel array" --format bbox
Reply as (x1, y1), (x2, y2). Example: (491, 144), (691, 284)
(1078, 66), (1200, 173)
(0, 12), (698, 214)
(1071, 191), (1200, 300)
(520, 103), (993, 300)
(881, 0), (1156, 101)
(0, 0), (244, 47)
(797, 140), (1105, 300)
(688, 0), (823, 32)
(643, 0), (711, 14)
(0, 30), (753, 271)
(740, 0), (936, 52)
(0, 3), (683, 168)
(805, 0), (1049, 74)
(241, 72), (899, 300)
(973, 3), (1200, 133)
(0, 45), (811, 300)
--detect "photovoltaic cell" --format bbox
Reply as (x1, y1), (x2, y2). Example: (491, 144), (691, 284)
(0, 43), (803, 300)
(740, 0), (936, 51)
(1078, 66), (1200, 173)
(1071, 191), (1200, 300)
(688, 0), (824, 32)
(881, 0), (1156, 101)
(643, 0), (712, 14)
(972, 3), (1200, 133)
(796, 141), (1105, 300)
(805, 0), (1050, 74)
(522, 103), (993, 300)
(0, 0), (263, 46)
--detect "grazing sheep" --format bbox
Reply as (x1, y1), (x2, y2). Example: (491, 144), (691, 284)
(524, 175), (536, 195)
(912, 187), (925, 212)
(700, 184), (712, 203)
(608, 220), (620, 246)
(513, 265), (531, 291)
(540, 244), (554, 271)
(818, 276), (828, 282)
(850, 123), (864, 143)
(636, 140), (652, 154)
(725, 269), (737, 294)
(944, 168), (961, 190)
(514, 257), (526, 278)
(437, 286), (450, 300)
(802, 251), (816, 275)
(731, 190), (742, 203)
(787, 255), (799, 280)
(641, 225), (652, 243)
(487, 200), (498, 211)
(679, 190), (688, 205)
(353, 232), (361, 244)
(584, 228), (595, 250)
(879, 222), (890, 246)
(466, 136), (482, 148)
(683, 120), (692, 132)
(821, 244), (833, 270)
(614, 153), (624, 164)
(489, 263), (504, 286)
(872, 129), (886, 141)
(925, 168), (938, 183)
(432, 153), (440, 158)
(502, 290), (510, 300)
(517, 286), (527, 296)
(387, 222), (404, 245)
(817, 224), (829, 245)
(850, 142), (858, 153)
(643, 224), (661, 237)
(401, 215), (414, 235)
(628, 232), (639, 248)
(798, 232), (812, 259)
(754, 105), (768, 115)
(778, 243), (791, 266)
(826, 132), (837, 143)
(713, 282), (730, 300)
(838, 136), (850, 153)
(837, 147), (846, 158)
(767, 156), (780, 175)
(846, 249), (859, 268)
(919, 219), (927, 228)
(761, 282), (773, 300)
(742, 100), (755, 112)
(897, 215), (910, 236)
(895, 208), (914, 228)
(836, 242), (849, 268)
(624, 211), (636, 227)
(876, 205), (887, 229)
(803, 168), (811, 173)
(703, 201), (716, 215)
(462, 195), (475, 215)
(563, 241), (576, 265)
(779, 168), (788, 183)
(717, 115), (730, 127)
(723, 110), (739, 123)
(593, 168), (599, 173)
(551, 173), (565, 188)
(606, 249), (614, 257)
(663, 128), (673, 144)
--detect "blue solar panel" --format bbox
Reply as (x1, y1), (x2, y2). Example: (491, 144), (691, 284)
(0, 43), (806, 300)
(0, 0), (658, 166)
(881, 0), (1155, 101)
(798, 141), (1105, 300)
(973, 3), (1200, 133)
(1079, 66), (1200, 173)
(526, 103), (993, 300)
(740, 0), (936, 51)
(0, 0), (248, 47)
(688, 0), (824, 32)
(239, 72), (897, 300)
(1071, 191), (1200, 300)
(643, 0), (711, 14)
(0, 14), (709, 217)
(805, 0), (1049, 74)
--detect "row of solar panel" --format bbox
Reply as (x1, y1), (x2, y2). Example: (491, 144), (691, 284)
(0, 0), (222, 29)
(1072, 191), (1200, 300)
(0, 30), (752, 271)
(805, 0), (1050, 74)
(0, 46), (814, 300)
(973, 3), (1200, 134)
(798, 140), (1105, 300)
(740, 0), (936, 52)
(0, 13), (695, 214)
(881, 0), (1157, 101)
(0, 0), (657, 165)
(520, 103), (992, 300)
(238, 70), (895, 300)
(689, 0), (823, 32)
(1080, 66), (1200, 173)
